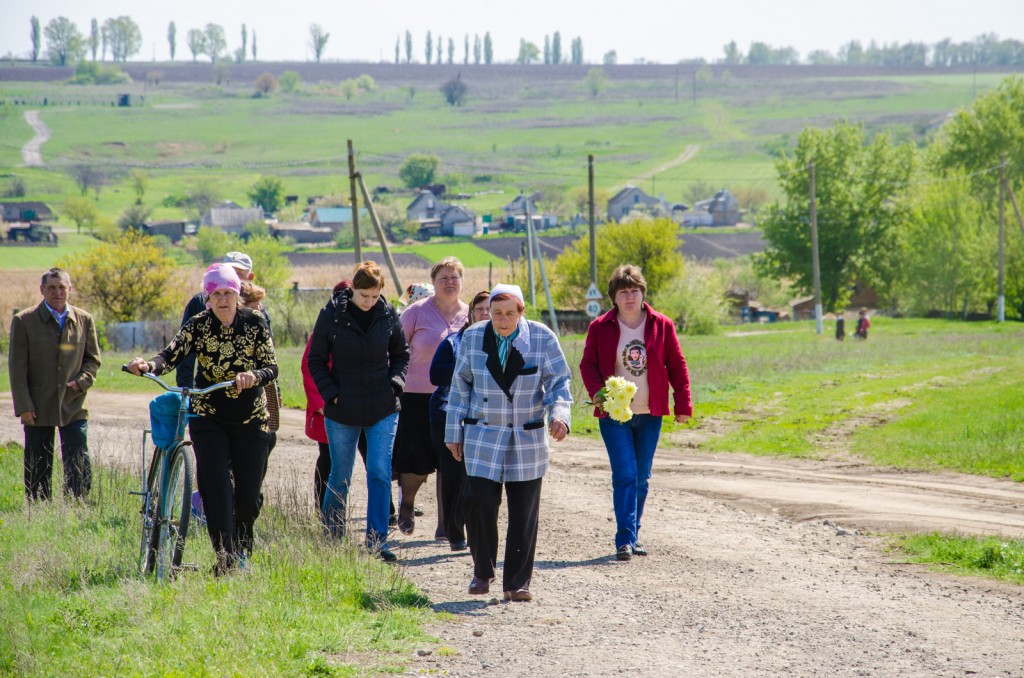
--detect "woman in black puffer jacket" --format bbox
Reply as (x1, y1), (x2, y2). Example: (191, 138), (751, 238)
(307, 261), (409, 562)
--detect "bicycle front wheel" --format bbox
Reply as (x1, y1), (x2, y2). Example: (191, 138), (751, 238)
(139, 446), (164, 575)
(155, 443), (194, 581)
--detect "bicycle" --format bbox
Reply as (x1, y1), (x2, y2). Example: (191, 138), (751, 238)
(123, 365), (233, 580)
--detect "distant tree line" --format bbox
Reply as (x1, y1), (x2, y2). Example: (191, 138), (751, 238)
(720, 34), (1024, 67)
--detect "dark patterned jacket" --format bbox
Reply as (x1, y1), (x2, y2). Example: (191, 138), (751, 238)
(154, 307), (278, 430)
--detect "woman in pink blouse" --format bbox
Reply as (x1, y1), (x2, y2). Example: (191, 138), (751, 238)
(393, 256), (469, 536)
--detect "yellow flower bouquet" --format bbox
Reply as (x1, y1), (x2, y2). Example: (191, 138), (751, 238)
(592, 376), (638, 423)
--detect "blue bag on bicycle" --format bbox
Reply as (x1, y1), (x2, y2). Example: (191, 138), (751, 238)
(149, 391), (185, 449)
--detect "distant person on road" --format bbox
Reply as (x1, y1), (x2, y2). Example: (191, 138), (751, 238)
(9, 267), (101, 501)
(580, 264), (692, 562)
(854, 308), (871, 340)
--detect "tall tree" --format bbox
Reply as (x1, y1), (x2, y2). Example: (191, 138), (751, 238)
(167, 21), (176, 60)
(473, 34), (481, 64)
(517, 39), (540, 65)
(552, 31), (562, 65)
(437, 34), (443, 64)
(30, 16), (41, 62)
(571, 37), (583, 64)
(44, 17), (84, 66)
(757, 121), (915, 311)
(464, 34), (469, 64)
(248, 176), (285, 214)
(204, 23), (226, 63)
(89, 19), (99, 61)
(395, 35), (400, 63)
(251, 30), (257, 60)
(309, 23), (329, 63)
(483, 32), (493, 64)
(722, 41), (743, 65)
(543, 35), (551, 64)
(405, 30), (413, 63)
(103, 17), (142, 62)
(447, 37), (455, 64)
(425, 30), (433, 64)
(239, 24), (247, 63)
(186, 28), (206, 62)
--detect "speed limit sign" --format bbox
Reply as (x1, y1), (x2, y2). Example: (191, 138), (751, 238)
(585, 300), (601, 317)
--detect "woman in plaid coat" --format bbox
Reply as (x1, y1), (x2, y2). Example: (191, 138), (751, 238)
(445, 284), (572, 602)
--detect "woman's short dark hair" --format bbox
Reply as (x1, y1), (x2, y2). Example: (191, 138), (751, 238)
(607, 264), (647, 302)
(352, 261), (385, 290)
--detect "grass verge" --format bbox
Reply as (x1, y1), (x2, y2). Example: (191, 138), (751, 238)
(0, 442), (436, 676)
(890, 533), (1024, 585)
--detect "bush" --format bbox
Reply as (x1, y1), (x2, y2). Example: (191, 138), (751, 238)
(2, 176), (26, 198)
(71, 62), (131, 85)
(254, 72), (277, 97)
(656, 268), (729, 335)
(398, 154), (439, 189)
(279, 70), (301, 93)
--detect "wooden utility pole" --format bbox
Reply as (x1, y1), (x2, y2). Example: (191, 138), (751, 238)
(347, 139), (361, 262)
(997, 155), (1006, 322)
(588, 154), (596, 288)
(355, 173), (402, 293)
(525, 202), (559, 334)
(808, 161), (823, 335)
(524, 196), (536, 307)
(1006, 181), (1024, 237)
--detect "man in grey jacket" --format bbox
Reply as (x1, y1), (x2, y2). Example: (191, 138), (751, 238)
(9, 268), (101, 500)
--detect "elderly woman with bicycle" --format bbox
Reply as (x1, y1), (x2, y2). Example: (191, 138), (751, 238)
(128, 263), (278, 575)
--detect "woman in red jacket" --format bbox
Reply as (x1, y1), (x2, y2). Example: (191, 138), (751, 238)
(579, 265), (692, 561)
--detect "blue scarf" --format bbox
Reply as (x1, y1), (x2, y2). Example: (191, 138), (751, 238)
(493, 326), (520, 369)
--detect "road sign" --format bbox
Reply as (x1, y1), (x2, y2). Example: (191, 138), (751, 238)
(585, 283), (603, 300)
(585, 300), (601, 318)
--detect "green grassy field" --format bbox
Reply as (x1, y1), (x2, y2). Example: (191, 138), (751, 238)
(0, 69), (1012, 227)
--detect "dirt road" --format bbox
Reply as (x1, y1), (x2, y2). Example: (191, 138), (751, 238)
(3, 390), (1022, 676)
(21, 111), (50, 167)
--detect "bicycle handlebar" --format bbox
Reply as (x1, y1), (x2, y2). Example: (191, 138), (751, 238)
(121, 365), (235, 395)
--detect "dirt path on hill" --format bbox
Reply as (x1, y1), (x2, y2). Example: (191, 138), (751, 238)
(2, 390), (1022, 676)
(626, 144), (700, 188)
(22, 111), (50, 167)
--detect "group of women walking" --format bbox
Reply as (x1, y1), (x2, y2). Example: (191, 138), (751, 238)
(128, 254), (692, 599)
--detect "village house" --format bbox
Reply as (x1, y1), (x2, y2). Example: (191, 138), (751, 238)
(200, 201), (264, 235)
(406, 190), (479, 238)
(606, 186), (662, 222)
(694, 188), (741, 226)
(1, 201), (53, 222)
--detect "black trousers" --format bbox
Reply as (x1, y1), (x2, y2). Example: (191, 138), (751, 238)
(24, 420), (90, 500)
(431, 419), (467, 544)
(189, 417), (271, 560)
(463, 475), (542, 593)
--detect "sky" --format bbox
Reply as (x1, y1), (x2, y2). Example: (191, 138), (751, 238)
(3, 0), (1023, 65)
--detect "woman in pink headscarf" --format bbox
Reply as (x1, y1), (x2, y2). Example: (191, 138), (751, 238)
(128, 263), (278, 574)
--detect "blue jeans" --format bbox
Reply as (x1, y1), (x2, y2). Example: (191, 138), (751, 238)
(599, 414), (663, 549)
(323, 413), (398, 548)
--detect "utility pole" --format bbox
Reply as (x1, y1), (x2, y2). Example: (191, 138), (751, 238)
(356, 173), (402, 293)
(588, 154), (596, 288)
(998, 154), (1006, 322)
(524, 195), (536, 307)
(808, 161), (823, 335)
(347, 139), (361, 262)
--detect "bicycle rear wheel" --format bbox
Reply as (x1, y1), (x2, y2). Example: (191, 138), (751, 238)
(155, 443), (194, 581)
(139, 446), (164, 575)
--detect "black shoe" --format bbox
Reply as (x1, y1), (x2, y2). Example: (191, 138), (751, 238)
(388, 513), (398, 527)
(632, 542), (648, 556)
(413, 505), (425, 517)
(616, 545), (632, 561)
(377, 547), (398, 563)
(450, 540), (468, 551)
